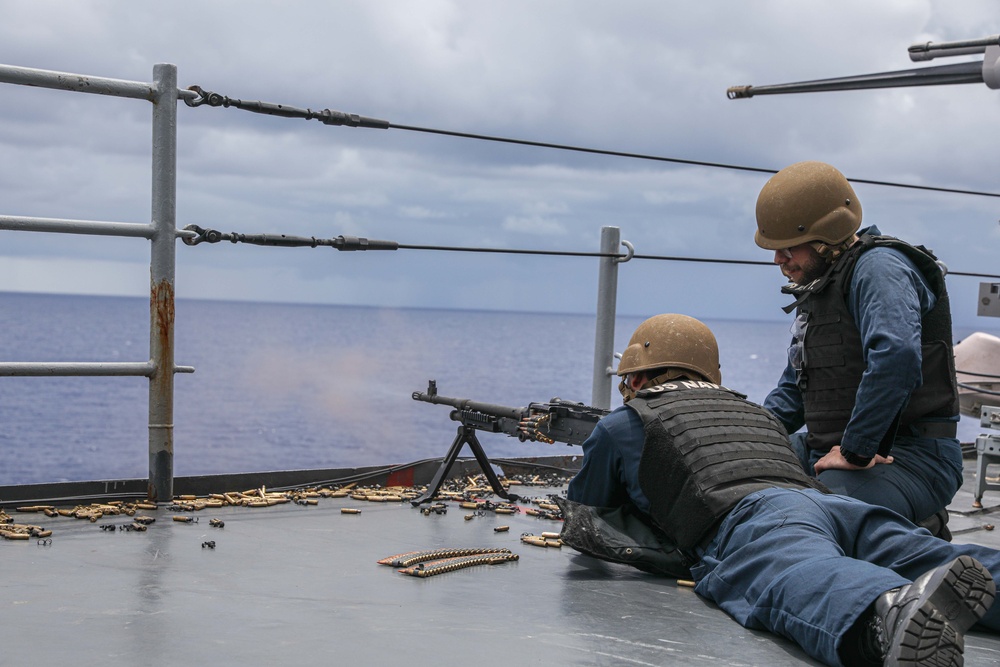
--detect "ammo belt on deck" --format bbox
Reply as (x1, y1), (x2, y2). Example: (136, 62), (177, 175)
(378, 547), (519, 577)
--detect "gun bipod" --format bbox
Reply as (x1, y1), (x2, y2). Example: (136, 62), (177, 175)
(410, 423), (520, 506)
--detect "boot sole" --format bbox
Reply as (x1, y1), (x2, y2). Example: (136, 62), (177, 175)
(889, 555), (996, 667)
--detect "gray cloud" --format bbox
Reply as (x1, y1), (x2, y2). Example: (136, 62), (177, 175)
(0, 0), (998, 325)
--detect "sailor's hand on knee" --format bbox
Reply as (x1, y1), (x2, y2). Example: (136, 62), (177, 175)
(813, 446), (847, 473)
(872, 453), (894, 466)
(814, 445), (893, 473)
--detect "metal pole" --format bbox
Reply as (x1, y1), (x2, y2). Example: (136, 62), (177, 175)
(0, 215), (154, 238)
(0, 362), (156, 376)
(0, 63), (156, 100)
(148, 63), (178, 503)
(591, 226), (621, 409)
(0, 361), (194, 376)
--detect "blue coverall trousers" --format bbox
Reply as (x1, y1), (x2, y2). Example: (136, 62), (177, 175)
(789, 431), (964, 523)
(690, 488), (1000, 667)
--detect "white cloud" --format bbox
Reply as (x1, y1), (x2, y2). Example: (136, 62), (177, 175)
(0, 0), (997, 327)
(502, 215), (568, 236)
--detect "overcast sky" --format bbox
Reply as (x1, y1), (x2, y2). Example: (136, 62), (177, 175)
(0, 1), (998, 327)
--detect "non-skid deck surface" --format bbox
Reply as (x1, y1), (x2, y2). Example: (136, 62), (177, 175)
(5, 464), (1000, 666)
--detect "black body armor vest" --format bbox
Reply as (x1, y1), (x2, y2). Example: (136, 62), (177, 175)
(630, 381), (823, 551)
(783, 234), (959, 452)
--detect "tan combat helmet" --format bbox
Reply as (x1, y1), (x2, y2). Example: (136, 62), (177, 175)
(617, 314), (722, 400)
(754, 161), (862, 250)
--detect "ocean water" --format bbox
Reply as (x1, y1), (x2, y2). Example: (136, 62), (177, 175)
(0, 291), (993, 485)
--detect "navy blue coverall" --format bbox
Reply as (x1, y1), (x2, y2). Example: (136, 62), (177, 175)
(568, 405), (1000, 667)
(763, 225), (964, 523)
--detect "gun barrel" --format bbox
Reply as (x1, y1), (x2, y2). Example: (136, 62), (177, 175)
(412, 390), (526, 420)
(909, 35), (1000, 62)
(727, 60), (984, 99)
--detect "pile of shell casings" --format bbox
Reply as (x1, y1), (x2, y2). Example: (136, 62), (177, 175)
(1, 473), (571, 541)
(2, 506), (53, 540)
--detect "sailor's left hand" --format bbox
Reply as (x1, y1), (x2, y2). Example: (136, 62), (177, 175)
(813, 445), (893, 473)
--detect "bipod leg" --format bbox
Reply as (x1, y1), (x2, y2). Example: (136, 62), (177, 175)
(410, 425), (516, 506)
(410, 426), (471, 506)
(465, 429), (518, 503)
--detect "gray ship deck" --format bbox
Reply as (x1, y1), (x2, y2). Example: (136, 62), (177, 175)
(5, 454), (1000, 667)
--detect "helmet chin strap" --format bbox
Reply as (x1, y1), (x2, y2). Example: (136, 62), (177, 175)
(618, 377), (635, 403)
(811, 234), (858, 263)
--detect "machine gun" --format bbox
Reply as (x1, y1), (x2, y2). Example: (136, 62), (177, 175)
(410, 380), (609, 505)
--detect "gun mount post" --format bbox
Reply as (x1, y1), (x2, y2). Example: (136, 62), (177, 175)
(592, 226), (622, 409)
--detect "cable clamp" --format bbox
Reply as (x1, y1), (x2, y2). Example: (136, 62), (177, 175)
(614, 240), (635, 263)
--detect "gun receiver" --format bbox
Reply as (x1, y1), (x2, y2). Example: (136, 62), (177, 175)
(410, 380), (609, 505)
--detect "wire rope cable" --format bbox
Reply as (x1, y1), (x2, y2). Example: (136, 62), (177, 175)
(181, 87), (1000, 278)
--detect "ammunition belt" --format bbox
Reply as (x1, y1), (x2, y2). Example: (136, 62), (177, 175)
(378, 546), (514, 568)
(397, 552), (519, 577)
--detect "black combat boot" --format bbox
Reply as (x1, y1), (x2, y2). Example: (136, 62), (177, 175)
(862, 556), (995, 666)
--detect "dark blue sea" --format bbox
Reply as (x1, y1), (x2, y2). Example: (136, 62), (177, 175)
(0, 291), (994, 486)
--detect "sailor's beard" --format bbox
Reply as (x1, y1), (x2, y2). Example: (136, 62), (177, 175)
(782, 253), (828, 285)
